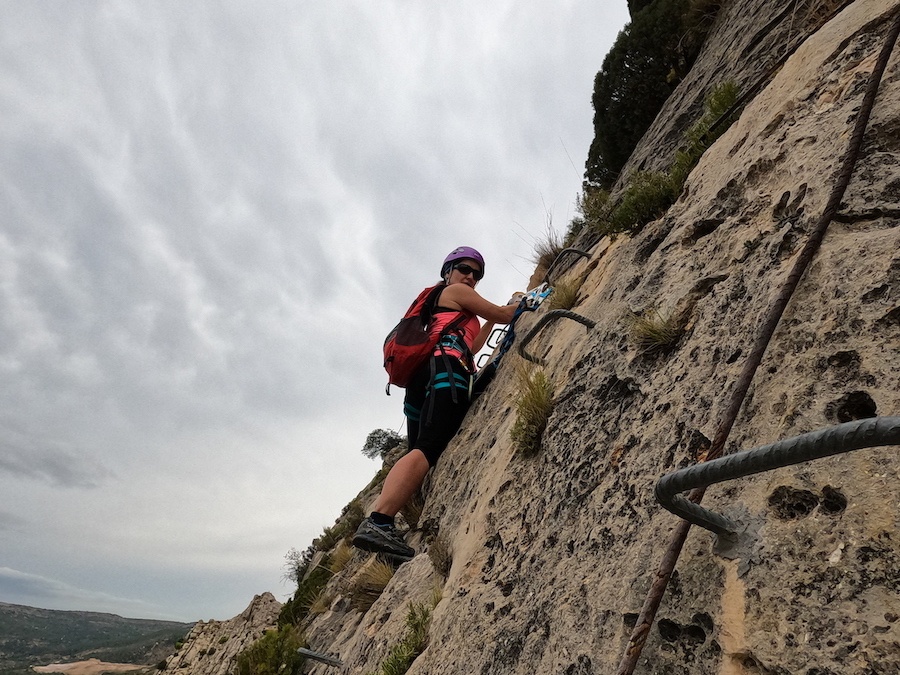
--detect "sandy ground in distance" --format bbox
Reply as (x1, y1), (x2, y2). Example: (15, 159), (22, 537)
(32, 659), (148, 675)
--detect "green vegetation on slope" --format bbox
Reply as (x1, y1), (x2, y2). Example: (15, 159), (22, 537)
(570, 79), (739, 243)
(0, 602), (193, 675)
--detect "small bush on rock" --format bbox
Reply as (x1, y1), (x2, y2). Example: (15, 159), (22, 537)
(236, 626), (305, 675)
(575, 80), (739, 242)
(278, 555), (332, 627)
(427, 534), (452, 579)
(627, 308), (683, 354)
(510, 363), (555, 457)
(369, 596), (440, 675)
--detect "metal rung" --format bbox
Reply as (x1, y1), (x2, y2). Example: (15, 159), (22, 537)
(517, 309), (596, 366)
(655, 417), (900, 538)
(544, 247), (591, 285)
(297, 647), (343, 667)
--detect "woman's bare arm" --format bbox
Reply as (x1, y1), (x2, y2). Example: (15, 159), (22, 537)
(440, 284), (517, 324)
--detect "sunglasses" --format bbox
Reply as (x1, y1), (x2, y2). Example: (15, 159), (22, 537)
(453, 263), (483, 280)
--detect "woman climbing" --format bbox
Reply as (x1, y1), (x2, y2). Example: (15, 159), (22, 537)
(352, 246), (520, 559)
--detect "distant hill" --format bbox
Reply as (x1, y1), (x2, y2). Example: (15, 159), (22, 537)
(0, 602), (193, 675)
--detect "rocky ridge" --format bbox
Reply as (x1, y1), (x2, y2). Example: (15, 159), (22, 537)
(160, 594), (280, 675)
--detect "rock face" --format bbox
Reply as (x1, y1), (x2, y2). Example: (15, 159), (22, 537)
(278, 2), (900, 674)
(162, 593), (280, 675)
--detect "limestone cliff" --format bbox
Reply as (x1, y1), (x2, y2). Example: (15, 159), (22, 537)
(161, 593), (280, 675)
(203, 1), (900, 673)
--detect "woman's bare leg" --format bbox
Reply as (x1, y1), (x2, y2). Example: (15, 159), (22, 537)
(371, 449), (430, 517)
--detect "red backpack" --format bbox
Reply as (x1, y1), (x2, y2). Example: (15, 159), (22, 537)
(383, 283), (467, 393)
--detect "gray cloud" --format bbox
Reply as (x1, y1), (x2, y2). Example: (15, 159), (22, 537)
(0, 511), (26, 532)
(0, 566), (162, 618)
(0, 1), (630, 619)
(0, 444), (109, 488)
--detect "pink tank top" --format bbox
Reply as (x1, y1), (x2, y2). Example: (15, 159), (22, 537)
(429, 308), (480, 361)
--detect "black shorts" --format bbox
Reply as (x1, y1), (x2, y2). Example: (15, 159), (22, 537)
(404, 355), (473, 467)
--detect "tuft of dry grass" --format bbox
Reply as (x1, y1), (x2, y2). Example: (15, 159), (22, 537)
(544, 278), (582, 311)
(426, 535), (452, 579)
(307, 588), (334, 615)
(347, 558), (395, 612)
(329, 540), (354, 574)
(531, 219), (565, 271)
(510, 362), (555, 457)
(370, 592), (442, 675)
(626, 308), (682, 354)
(400, 490), (426, 530)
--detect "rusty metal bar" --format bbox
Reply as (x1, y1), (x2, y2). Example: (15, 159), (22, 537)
(516, 309), (596, 366)
(544, 248), (591, 285)
(656, 417), (900, 537)
(297, 647), (343, 667)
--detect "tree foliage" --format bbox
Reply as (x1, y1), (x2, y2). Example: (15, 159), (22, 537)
(585, 0), (718, 188)
(627, 0), (655, 17)
(361, 428), (402, 460)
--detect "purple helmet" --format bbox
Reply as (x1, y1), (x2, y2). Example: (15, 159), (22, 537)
(441, 246), (485, 277)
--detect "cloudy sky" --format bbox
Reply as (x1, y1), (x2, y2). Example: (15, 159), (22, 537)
(0, 2), (629, 622)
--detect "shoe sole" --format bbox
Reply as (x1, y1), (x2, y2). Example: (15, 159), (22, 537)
(352, 534), (414, 560)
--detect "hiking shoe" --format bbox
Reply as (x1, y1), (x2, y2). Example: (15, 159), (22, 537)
(352, 517), (415, 559)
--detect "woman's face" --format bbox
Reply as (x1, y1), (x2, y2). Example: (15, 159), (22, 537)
(446, 258), (482, 288)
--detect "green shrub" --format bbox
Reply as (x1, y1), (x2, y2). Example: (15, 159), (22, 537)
(369, 598), (439, 675)
(282, 546), (315, 586)
(236, 627), (305, 675)
(340, 499), (366, 538)
(314, 525), (343, 551)
(510, 363), (555, 457)
(577, 79), (739, 240)
(609, 171), (678, 234)
(669, 79), (739, 187)
(361, 429), (403, 460)
(571, 188), (611, 239)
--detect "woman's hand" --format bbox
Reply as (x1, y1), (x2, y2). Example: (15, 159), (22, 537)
(506, 292), (526, 306)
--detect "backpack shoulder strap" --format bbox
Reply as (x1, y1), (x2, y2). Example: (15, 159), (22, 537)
(419, 283), (447, 326)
